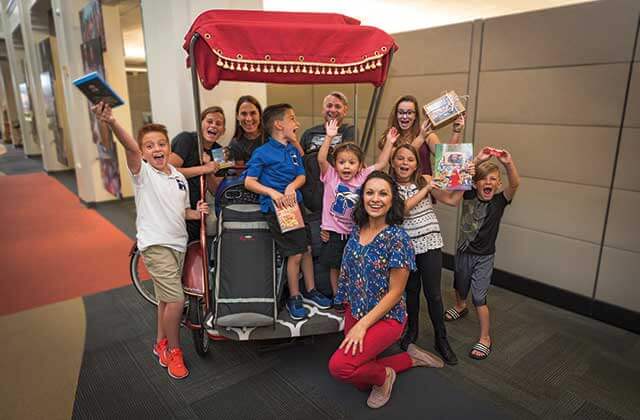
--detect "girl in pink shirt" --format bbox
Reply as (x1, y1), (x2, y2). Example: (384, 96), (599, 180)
(317, 119), (398, 309)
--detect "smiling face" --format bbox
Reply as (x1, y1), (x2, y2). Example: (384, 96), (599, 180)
(335, 150), (361, 182)
(475, 169), (501, 201)
(140, 131), (171, 173)
(200, 112), (225, 146)
(237, 101), (260, 138)
(396, 101), (417, 132)
(322, 95), (348, 124)
(279, 108), (300, 143)
(362, 177), (393, 221)
(391, 146), (418, 183)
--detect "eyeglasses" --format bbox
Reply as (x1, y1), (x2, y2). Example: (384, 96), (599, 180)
(397, 110), (416, 117)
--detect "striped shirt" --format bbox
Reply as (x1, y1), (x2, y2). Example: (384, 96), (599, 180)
(398, 183), (443, 254)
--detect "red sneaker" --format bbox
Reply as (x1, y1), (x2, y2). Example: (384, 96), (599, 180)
(153, 338), (168, 367)
(165, 348), (189, 379)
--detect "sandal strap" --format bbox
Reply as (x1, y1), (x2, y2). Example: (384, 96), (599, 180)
(472, 342), (490, 355)
(446, 308), (461, 319)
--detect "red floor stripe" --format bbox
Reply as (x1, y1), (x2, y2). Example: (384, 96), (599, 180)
(0, 173), (133, 315)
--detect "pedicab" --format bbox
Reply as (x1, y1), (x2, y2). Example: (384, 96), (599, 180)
(131, 9), (398, 356)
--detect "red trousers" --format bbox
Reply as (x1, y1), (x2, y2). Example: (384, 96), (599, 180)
(328, 308), (413, 390)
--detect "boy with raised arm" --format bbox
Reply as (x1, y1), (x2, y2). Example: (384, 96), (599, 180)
(444, 147), (520, 361)
(92, 102), (208, 379)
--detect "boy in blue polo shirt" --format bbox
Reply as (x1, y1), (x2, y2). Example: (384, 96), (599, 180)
(245, 103), (332, 320)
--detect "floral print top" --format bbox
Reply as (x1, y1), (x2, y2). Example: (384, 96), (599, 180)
(335, 225), (416, 323)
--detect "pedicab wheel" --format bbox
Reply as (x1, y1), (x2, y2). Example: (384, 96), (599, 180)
(188, 295), (209, 356)
(130, 248), (158, 306)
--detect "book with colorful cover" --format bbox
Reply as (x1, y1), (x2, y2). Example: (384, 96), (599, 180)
(72, 71), (124, 108)
(423, 91), (466, 128)
(433, 143), (473, 190)
(273, 201), (305, 233)
(212, 147), (235, 169)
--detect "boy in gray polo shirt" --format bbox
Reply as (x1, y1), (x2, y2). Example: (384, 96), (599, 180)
(92, 102), (208, 379)
(444, 148), (520, 361)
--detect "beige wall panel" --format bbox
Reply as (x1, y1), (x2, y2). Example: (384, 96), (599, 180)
(603, 189), (640, 252)
(380, 74), (469, 119)
(494, 224), (598, 296)
(391, 23), (472, 76)
(482, 1), (639, 70)
(433, 204), (458, 255)
(477, 64), (629, 126)
(624, 64), (640, 128)
(595, 247), (640, 312)
(266, 84), (313, 116)
(475, 123), (617, 187)
(614, 128), (640, 191)
(502, 178), (608, 244)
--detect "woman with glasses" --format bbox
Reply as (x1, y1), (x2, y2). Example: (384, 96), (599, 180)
(378, 95), (464, 176)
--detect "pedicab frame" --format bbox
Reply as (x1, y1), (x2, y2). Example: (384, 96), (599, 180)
(178, 10), (398, 355)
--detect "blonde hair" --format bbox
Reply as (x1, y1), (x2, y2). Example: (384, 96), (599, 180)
(474, 161), (500, 183)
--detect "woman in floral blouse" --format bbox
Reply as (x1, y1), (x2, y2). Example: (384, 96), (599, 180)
(328, 171), (444, 409)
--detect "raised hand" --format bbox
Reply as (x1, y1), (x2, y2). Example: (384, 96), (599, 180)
(91, 102), (115, 124)
(387, 127), (400, 145)
(497, 149), (513, 165)
(452, 114), (465, 132)
(476, 147), (493, 163)
(325, 119), (339, 138)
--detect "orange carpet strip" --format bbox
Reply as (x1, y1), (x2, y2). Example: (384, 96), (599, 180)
(0, 173), (133, 315)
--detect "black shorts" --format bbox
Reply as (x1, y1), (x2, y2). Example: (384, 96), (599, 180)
(319, 231), (349, 269)
(264, 212), (312, 257)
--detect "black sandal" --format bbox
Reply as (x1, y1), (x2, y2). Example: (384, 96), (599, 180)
(469, 342), (491, 360)
(444, 307), (468, 322)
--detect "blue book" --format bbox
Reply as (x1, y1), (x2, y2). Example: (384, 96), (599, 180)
(72, 71), (124, 108)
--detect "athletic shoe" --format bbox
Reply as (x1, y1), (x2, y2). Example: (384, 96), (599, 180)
(333, 302), (345, 313)
(153, 338), (168, 367)
(165, 348), (189, 379)
(287, 295), (309, 320)
(301, 289), (332, 309)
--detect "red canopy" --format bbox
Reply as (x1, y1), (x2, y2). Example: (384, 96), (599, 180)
(183, 10), (398, 89)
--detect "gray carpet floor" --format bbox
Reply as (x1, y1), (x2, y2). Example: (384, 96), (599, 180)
(3, 145), (640, 419)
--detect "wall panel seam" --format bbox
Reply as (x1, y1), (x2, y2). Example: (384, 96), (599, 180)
(480, 61), (632, 73)
(390, 71), (470, 78)
(475, 121), (619, 128)
(514, 175), (613, 189)
(500, 222), (604, 246)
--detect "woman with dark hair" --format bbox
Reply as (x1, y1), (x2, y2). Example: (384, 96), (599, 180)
(328, 171), (444, 409)
(378, 95), (464, 176)
(228, 95), (264, 165)
(169, 106), (226, 242)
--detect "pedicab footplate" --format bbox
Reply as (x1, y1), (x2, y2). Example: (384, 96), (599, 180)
(205, 305), (344, 341)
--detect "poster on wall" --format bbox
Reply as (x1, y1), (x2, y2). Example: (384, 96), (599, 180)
(39, 38), (68, 167)
(79, 0), (105, 51)
(79, 0), (122, 198)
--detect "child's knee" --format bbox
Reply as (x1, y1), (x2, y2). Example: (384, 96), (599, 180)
(471, 294), (487, 307)
(288, 253), (303, 264)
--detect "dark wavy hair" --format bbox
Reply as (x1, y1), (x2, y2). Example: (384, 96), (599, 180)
(232, 95), (264, 141)
(353, 171), (405, 228)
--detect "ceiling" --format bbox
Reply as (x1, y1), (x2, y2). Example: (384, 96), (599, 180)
(103, 0), (597, 65)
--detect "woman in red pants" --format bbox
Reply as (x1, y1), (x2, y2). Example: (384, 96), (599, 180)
(328, 171), (444, 409)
